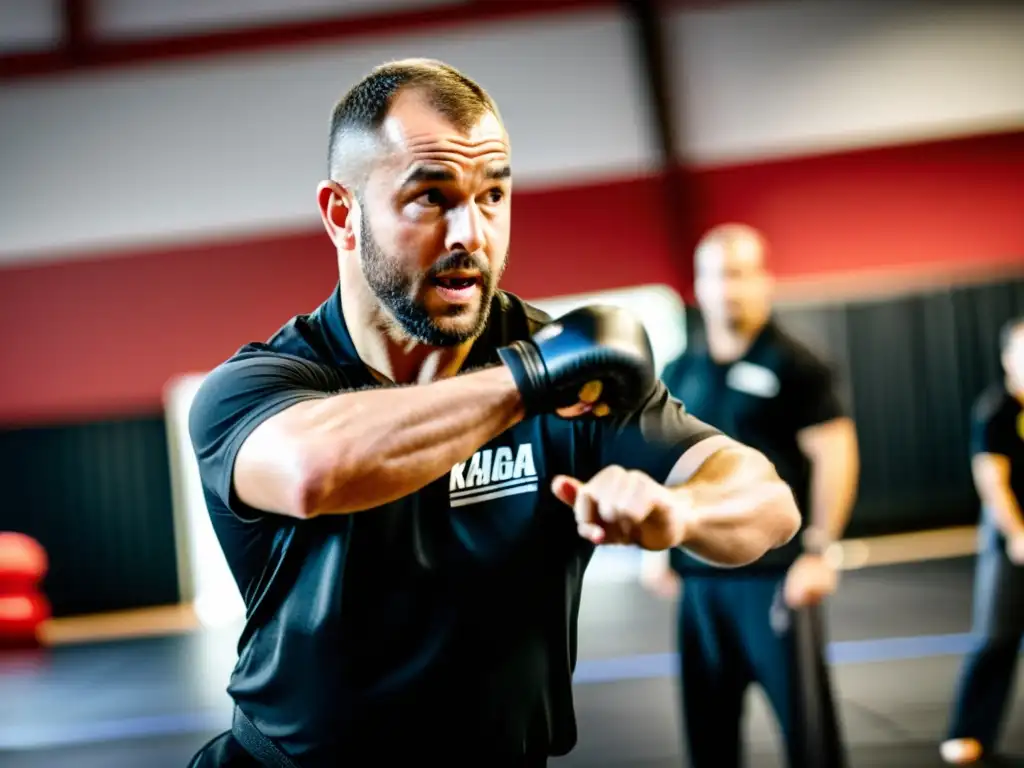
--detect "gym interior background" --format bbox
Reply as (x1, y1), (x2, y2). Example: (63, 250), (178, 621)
(1, 0), (1022, 765)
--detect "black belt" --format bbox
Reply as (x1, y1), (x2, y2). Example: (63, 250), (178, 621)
(231, 707), (549, 767)
(232, 707), (300, 768)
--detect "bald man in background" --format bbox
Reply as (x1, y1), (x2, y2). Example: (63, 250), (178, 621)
(642, 224), (860, 767)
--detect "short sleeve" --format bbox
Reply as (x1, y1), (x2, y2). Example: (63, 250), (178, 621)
(187, 347), (344, 521)
(970, 393), (1015, 458)
(785, 352), (846, 432)
(659, 352), (690, 394)
(583, 381), (721, 485)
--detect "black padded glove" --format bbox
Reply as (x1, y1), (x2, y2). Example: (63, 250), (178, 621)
(497, 305), (656, 417)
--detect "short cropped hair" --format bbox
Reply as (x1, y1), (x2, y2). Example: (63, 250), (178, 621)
(1000, 316), (1024, 352)
(327, 58), (501, 187)
(695, 222), (770, 271)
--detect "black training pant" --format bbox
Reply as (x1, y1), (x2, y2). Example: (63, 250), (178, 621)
(675, 575), (846, 768)
(946, 539), (1024, 751)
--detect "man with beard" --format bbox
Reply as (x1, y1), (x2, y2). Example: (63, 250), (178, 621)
(641, 223), (859, 768)
(186, 61), (802, 767)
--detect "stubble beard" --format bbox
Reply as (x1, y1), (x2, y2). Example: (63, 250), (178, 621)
(359, 208), (503, 347)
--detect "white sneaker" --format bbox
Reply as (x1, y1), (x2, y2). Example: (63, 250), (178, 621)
(940, 738), (983, 764)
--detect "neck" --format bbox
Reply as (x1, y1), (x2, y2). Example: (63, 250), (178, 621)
(704, 318), (765, 363)
(339, 254), (475, 385)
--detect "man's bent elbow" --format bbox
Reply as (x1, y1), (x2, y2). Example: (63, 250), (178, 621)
(736, 449), (801, 556)
(764, 481), (801, 550)
(291, 442), (360, 519)
(728, 485), (799, 568)
(745, 448), (801, 549)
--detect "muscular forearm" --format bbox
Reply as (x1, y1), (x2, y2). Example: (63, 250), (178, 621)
(972, 454), (1024, 539)
(250, 366), (524, 517)
(672, 447), (800, 567)
(808, 448), (859, 541)
(987, 488), (1024, 538)
(304, 366), (524, 515)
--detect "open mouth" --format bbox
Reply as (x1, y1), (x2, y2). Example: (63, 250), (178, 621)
(430, 272), (482, 303)
(431, 273), (480, 290)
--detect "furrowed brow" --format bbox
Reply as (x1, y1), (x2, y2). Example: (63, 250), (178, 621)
(487, 165), (512, 181)
(399, 166), (457, 187)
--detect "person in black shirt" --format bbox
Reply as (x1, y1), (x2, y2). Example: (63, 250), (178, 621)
(941, 317), (1024, 766)
(641, 224), (860, 768)
(185, 61), (802, 767)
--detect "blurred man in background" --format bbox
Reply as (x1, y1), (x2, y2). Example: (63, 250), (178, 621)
(641, 224), (860, 768)
(941, 317), (1024, 765)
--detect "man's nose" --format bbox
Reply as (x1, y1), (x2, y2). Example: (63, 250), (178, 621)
(446, 203), (486, 255)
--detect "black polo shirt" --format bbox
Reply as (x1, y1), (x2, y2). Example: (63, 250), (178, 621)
(188, 286), (719, 765)
(661, 320), (845, 576)
(971, 384), (1024, 552)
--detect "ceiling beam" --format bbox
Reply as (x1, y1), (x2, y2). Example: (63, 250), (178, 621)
(623, 0), (700, 299)
(0, 0), (765, 82)
(63, 0), (92, 64)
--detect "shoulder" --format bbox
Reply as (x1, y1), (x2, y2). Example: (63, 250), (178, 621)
(198, 304), (350, 397)
(197, 310), (342, 399)
(187, 313), (351, 446)
(973, 384), (1013, 426)
(483, 290), (554, 345)
(769, 324), (834, 381)
(663, 346), (699, 375)
(264, 309), (338, 364)
(202, 342), (340, 393)
(188, 346), (334, 438)
(501, 290), (553, 332)
(969, 384), (1019, 456)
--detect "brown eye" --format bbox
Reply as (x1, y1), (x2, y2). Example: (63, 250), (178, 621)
(419, 189), (446, 206)
(487, 188), (505, 204)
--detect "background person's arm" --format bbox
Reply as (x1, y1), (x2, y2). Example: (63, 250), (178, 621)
(966, 392), (1024, 564)
(972, 453), (1024, 539)
(797, 417), (860, 544)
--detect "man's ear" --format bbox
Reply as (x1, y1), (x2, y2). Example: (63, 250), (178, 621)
(316, 181), (357, 251)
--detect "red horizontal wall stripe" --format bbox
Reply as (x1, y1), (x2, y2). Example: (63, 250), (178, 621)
(695, 131), (1024, 278)
(0, 175), (680, 426)
(0, 131), (1021, 426)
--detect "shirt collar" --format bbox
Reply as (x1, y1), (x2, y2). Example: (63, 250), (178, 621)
(313, 284), (510, 372)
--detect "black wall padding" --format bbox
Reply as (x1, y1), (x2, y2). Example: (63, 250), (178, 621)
(774, 275), (1024, 538)
(0, 416), (179, 617)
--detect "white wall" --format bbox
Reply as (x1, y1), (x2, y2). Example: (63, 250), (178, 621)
(0, 7), (655, 264)
(94, 0), (453, 39)
(0, 0), (61, 53)
(1, 0), (1022, 266)
(0, 0), (455, 52)
(671, 0), (1024, 165)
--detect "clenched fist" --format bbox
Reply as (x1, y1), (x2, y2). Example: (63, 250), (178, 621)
(1005, 533), (1024, 565)
(551, 466), (685, 551)
(783, 553), (839, 608)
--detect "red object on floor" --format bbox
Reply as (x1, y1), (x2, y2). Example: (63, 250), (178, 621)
(0, 532), (51, 649)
